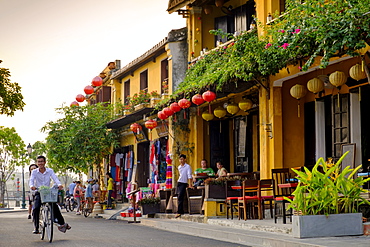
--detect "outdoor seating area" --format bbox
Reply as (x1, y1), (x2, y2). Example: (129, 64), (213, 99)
(153, 168), (300, 224)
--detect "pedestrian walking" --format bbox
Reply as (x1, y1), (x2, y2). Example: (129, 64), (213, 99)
(106, 172), (114, 209)
(175, 154), (192, 218)
(73, 181), (83, 215)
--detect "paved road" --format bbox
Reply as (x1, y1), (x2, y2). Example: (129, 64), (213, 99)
(0, 211), (249, 247)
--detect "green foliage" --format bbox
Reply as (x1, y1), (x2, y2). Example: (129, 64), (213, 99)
(41, 103), (120, 174)
(170, 0), (370, 98)
(137, 196), (160, 205)
(0, 65), (25, 116)
(0, 126), (26, 205)
(286, 151), (370, 215)
(29, 141), (47, 163)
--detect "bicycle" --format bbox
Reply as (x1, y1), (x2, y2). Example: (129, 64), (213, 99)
(64, 194), (77, 212)
(81, 196), (93, 217)
(38, 187), (59, 243)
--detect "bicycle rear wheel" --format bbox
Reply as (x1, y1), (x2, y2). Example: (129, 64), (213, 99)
(45, 203), (54, 243)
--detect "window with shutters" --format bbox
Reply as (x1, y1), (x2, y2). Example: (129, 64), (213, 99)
(124, 79), (130, 105)
(331, 94), (350, 159)
(140, 70), (148, 92)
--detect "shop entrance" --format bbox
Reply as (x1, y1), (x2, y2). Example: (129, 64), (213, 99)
(137, 141), (150, 187)
(209, 120), (230, 172)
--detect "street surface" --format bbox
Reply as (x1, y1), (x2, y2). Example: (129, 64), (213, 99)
(0, 211), (249, 247)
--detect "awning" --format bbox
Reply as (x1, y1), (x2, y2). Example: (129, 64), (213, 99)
(106, 107), (156, 129)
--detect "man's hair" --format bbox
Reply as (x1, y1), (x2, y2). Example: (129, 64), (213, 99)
(201, 159), (207, 163)
(179, 154), (186, 159)
(37, 155), (46, 162)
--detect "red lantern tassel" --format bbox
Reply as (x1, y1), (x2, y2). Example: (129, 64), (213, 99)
(183, 109), (186, 119)
(208, 104), (211, 113)
(174, 114), (177, 122)
(197, 107), (200, 116)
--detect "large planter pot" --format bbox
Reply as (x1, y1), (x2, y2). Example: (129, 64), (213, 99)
(205, 184), (226, 199)
(150, 98), (161, 108)
(141, 203), (160, 215)
(292, 213), (363, 238)
(134, 103), (150, 111)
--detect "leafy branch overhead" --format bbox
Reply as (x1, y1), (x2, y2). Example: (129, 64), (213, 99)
(170, 0), (370, 101)
(0, 63), (25, 116)
(41, 103), (120, 174)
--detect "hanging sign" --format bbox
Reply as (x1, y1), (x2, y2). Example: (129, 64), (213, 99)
(133, 128), (148, 142)
(156, 123), (168, 137)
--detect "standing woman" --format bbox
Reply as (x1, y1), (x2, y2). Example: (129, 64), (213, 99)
(106, 172), (114, 209)
(73, 181), (83, 215)
(28, 164), (38, 219)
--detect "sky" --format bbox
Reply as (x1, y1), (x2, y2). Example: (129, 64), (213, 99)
(0, 0), (186, 146)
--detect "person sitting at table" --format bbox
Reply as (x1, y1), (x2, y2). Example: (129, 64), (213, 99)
(216, 161), (228, 178)
(193, 159), (215, 187)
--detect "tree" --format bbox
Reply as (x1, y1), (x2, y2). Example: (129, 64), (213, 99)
(0, 61), (25, 116)
(0, 126), (26, 207)
(41, 103), (120, 175)
(29, 141), (47, 163)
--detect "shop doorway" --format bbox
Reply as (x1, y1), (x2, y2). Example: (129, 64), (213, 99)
(360, 85), (370, 170)
(137, 141), (150, 187)
(209, 120), (230, 172)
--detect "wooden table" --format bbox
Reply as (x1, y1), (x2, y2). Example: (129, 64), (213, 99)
(278, 183), (298, 188)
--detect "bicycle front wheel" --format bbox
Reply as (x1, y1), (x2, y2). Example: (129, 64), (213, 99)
(83, 203), (91, 218)
(45, 203), (54, 243)
(39, 206), (45, 240)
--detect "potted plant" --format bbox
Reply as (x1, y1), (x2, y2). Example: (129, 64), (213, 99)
(204, 177), (240, 199)
(150, 90), (161, 107)
(130, 90), (151, 111)
(287, 151), (370, 238)
(138, 196), (160, 215)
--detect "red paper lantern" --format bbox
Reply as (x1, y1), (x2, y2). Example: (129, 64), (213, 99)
(145, 119), (158, 130)
(178, 98), (191, 109)
(178, 98), (191, 119)
(163, 107), (174, 117)
(202, 90), (216, 102)
(202, 90), (216, 113)
(70, 101), (79, 107)
(84, 85), (94, 95)
(157, 111), (168, 120)
(130, 123), (142, 133)
(92, 76), (103, 87)
(192, 94), (205, 105)
(170, 102), (181, 113)
(76, 94), (85, 102)
(192, 94), (205, 115)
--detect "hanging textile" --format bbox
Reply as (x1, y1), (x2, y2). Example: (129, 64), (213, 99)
(165, 140), (172, 189)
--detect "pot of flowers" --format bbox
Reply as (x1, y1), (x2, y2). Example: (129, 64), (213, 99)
(150, 91), (161, 107)
(131, 90), (151, 111)
(204, 177), (228, 199)
(138, 196), (160, 215)
(287, 151), (370, 238)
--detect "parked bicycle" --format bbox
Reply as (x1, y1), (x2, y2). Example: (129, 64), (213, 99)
(80, 196), (93, 217)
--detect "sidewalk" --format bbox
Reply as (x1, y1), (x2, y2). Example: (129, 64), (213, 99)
(135, 213), (370, 247)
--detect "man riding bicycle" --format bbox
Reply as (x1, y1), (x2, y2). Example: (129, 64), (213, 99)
(29, 155), (71, 234)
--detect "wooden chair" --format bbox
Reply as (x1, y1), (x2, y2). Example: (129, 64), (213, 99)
(260, 179), (274, 219)
(159, 190), (171, 213)
(237, 179), (261, 220)
(186, 187), (204, 214)
(272, 168), (294, 224)
(170, 187), (188, 214)
(225, 180), (242, 220)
